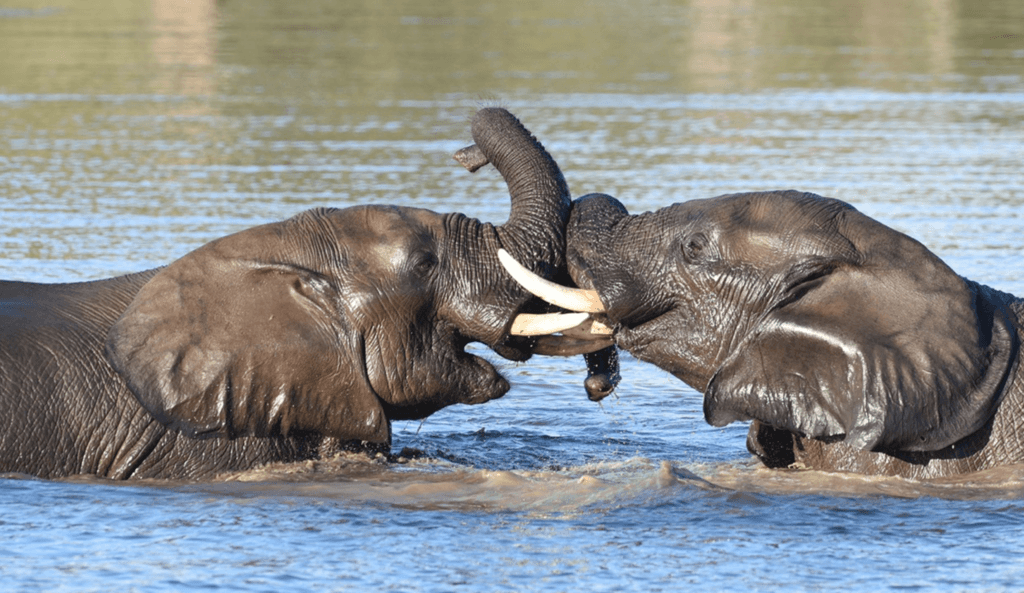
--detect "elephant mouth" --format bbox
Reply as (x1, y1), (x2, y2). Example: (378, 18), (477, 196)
(452, 333), (514, 404)
(365, 328), (514, 422)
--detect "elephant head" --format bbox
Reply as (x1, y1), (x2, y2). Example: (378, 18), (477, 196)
(105, 108), (594, 448)
(503, 190), (1021, 466)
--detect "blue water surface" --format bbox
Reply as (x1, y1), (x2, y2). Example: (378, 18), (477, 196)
(3, 1), (1024, 591)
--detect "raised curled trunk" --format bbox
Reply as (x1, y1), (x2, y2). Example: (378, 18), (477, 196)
(444, 108), (573, 355)
(475, 108), (572, 276)
(455, 117), (624, 395)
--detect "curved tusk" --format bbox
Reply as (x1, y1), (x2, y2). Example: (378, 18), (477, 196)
(510, 312), (590, 336)
(560, 318), (613, 338)
(498, 249), (606, 313)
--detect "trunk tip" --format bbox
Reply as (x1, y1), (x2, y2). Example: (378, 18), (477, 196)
(454, 144), (489, 172)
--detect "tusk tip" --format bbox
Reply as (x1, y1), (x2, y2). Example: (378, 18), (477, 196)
(498, 249), (607, 314)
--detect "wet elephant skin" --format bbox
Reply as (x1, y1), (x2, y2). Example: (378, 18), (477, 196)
(566, 190), (1024, 478)
(0, 108), (574, 480)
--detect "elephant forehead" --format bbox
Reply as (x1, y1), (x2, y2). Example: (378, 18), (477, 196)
(687, 191), (859, 262)
(695, 190), (849, 228)
(328, 206), (437, 267)
(727, 228), (854, 263)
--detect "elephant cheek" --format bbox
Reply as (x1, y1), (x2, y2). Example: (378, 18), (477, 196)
(617, 324), (715, 392)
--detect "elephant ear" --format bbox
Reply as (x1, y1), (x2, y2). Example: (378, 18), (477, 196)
(105, 216), (391, 445)
(705, 218), (1018, 453)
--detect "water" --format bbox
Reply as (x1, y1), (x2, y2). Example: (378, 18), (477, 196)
(2, 0), (1024, 590)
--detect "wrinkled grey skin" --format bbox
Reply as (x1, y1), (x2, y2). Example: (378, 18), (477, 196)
(0, 108), (574, 480)
(567, 190), (1024, 477)
(453, 143), (621, 402)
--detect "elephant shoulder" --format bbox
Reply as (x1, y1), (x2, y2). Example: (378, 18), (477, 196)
(0, 272), (155, 336)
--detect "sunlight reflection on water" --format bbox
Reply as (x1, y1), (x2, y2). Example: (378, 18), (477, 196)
(2, 86), (1023, 589)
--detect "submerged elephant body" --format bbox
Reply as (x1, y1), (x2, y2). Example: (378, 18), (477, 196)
(1, 273), (326, 478)
(508, 188), (1024, 478)
(0, 108), (591, 480)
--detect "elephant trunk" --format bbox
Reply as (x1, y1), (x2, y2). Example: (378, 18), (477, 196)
(565, 193), (643, 323)
(470, 108), (572, 277)
(441, 108), (576, 357)
(449, 110), (617, 361)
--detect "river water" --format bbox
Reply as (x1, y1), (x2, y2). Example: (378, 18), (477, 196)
(2, 1), (1024, 591)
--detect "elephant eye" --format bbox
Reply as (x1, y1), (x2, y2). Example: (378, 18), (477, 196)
(412, 251), (438, 275)
(682, 233), (709, 264)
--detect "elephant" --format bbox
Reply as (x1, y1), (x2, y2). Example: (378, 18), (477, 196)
(501, 189), (1024, 478)
(0, 108), (608, 480)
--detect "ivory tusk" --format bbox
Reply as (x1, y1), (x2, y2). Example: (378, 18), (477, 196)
(498, 249), (606, 313)
(510, 312), (591, 336)
(560, 319), (613, 337)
